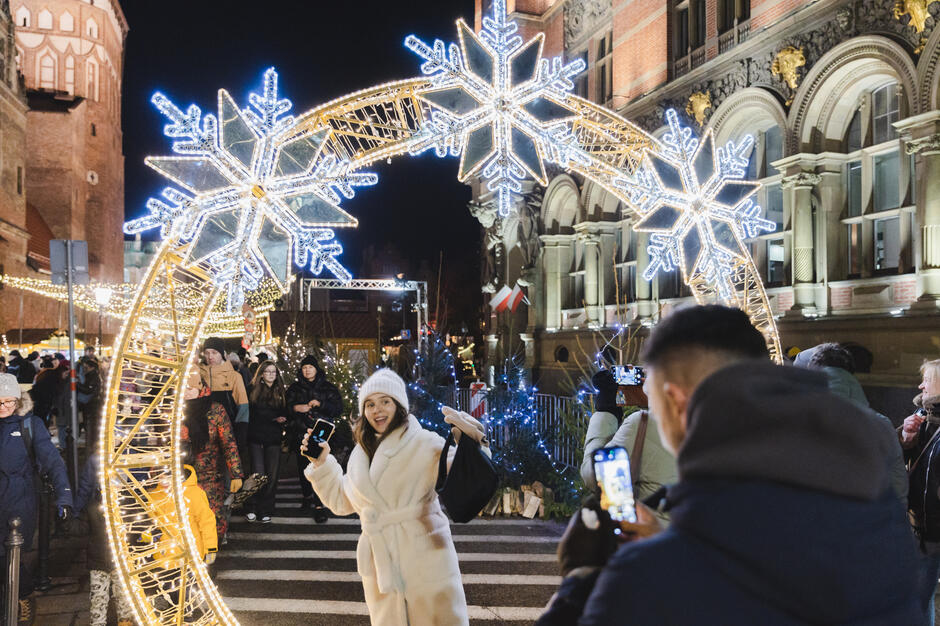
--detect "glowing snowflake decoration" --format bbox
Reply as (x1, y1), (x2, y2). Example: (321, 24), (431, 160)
(125, 68), (376, 310)
(405, 0), (587, 217)
(615, 110), (775, 300)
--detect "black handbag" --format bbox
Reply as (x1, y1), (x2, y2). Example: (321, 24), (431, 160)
(435, 431), (500, 523)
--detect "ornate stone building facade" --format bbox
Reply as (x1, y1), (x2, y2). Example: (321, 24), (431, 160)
(474, 0), (940, 408)
(12, 0), (126, 282)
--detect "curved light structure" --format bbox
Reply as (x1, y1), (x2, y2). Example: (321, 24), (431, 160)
(105, 1), (781, 623)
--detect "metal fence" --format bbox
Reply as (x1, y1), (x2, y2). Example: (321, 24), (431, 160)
(454, 388), (588, 469)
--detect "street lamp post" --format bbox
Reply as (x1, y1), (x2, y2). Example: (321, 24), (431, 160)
(94, 286), (113, 353)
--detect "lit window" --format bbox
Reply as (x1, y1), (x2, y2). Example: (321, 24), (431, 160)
(61, 12), (74, 31)
(846, 160), (862, 217)
(846, 223), (862, 277)
(39, 53), (55, 89)
(872, 83), (899, 145)
(16, 6), (30, 27)
(86, 18), (98, 39)
(767, 238), (785, 285)
(37, 9), (53, 29)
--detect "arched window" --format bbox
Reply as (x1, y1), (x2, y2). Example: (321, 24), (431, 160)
(86, 18), (98, 39)
(86, 59), (98, 101)
(60, 12), (74, 32)
(65, 56), (75, 94)
(38, 52), (56, 89)
(37, 9), (53, 29)
(554, 346), (569, 363)
(15, 6), (30, 27)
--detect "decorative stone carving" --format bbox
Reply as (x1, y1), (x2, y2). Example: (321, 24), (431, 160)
(836, 6), (854, 30)
(469, 200), (505, 293)
(564, 0), (612, 50)
(685, 91), (712, 126)
(906, 133), (940, 154)
(782, 172), (822, 188)
(771, 46), (806, 105)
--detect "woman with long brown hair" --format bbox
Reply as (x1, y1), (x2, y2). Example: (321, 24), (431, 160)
(302, 368), (488, 625)
(245, 360), (288, 522)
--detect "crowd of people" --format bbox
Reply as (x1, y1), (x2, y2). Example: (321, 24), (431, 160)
(3, 306), (940, 624)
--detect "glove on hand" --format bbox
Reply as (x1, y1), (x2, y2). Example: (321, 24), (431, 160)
(441, 406), (486, 444)
(229, 478), (243, 493)
(557, 495), (619, 577)
(205, 552), (217, 565)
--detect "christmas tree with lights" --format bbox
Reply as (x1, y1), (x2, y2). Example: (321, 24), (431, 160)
(277, 323), (308, 385)
(408, 332), (458, 436)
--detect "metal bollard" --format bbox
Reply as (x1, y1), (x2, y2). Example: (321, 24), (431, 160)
(34, 477), (53, 591)
(5, 517), (24, 626)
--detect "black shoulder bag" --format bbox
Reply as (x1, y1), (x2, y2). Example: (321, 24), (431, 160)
(435, 432), (499, 523)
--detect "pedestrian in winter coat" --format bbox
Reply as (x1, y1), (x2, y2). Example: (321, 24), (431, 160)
(286, 354), (342, 522)
(795, 342), (908, 505)
(580, 369), (677, 526)
(246, 361), (289, 522)
(148, 465), (218, 563)
(77, 357), (103, 447)
(539, 306), (919, 625)
(302, 368), (487, 625)
(181, 374), (244, 539)
(29, 358), (57, 424)
(8, 350), (36, 384)
(74, 452), (133, 626)
(51, 355), (72, 442)
(0, 373), (73, 622)
(198, 337), (250, 446)
(900, 358), (940, 624)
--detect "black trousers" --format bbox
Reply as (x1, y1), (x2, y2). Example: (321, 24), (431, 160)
(294, 449), (323, 506)
(248, 443), (281, 517)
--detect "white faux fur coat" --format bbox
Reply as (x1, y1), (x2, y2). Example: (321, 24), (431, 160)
(305, 414), (469, 625)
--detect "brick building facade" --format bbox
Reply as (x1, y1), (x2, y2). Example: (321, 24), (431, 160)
(0, 0), (126, 338)
(12, 0), (126, 281)
(474, 0), (940, 414)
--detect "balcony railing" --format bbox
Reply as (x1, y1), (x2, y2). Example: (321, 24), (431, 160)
(691, 47), (706, 69)
(674, 54), (690, 78)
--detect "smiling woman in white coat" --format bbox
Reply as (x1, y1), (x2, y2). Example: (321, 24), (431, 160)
(302, 368), (488, 625)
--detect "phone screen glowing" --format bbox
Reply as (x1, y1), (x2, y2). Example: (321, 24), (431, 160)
(593, 446), (637, 523)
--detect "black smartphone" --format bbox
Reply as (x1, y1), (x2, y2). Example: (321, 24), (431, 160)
(592, 446), (637, 523)
(303, 418), (336, 460)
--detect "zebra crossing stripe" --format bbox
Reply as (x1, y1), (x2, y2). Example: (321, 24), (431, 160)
(217, 570), (561, 585)
(259, 511), (562, 528)
(222, 597), (546, 621)
(227, 532), (558, 543)
(219, 549), (557, 562)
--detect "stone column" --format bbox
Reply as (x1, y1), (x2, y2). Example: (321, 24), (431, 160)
(782, 170), (821, 315)
(897, 112), (940, 311)
(539, 236), (564, 330)
(634, 231), (656, 320)
(577, 229), (601, 325)
(815, 158), (848, 313)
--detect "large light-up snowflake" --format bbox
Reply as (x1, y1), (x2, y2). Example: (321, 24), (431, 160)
(125, 68), (375, 310)
(405, 0), (587, 216)
(616, 110), (775, 300)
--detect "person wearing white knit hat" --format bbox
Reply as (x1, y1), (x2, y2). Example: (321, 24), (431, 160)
(300, 368), (488, 625)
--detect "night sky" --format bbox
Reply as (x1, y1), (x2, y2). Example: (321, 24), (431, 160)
(121, 0), (480, 291)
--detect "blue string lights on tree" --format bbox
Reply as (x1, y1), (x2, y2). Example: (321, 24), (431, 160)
(408, 332), (459, 436)
(615, 109), (776, 300)
(405, 0), (587, 217)
(125, 68), (376, 311)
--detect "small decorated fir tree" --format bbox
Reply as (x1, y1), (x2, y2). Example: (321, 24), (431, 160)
(408, 332), (458, 436)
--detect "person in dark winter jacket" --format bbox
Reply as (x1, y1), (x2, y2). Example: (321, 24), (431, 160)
(74, 452), (133, 626)
(794, 342), (908, 506)
(286, 354), (341, 522)
(8, 350), (36, 384)
(77, 357), (103, 447)
(538, 306), (920, 626)
(30, 358), (57, 424)
(0, 373), (73, 622)
(246, 361), (289, 522)
(900, 358), (940, 624)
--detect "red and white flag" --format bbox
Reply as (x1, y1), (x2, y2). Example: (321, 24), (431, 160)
(488, 284), (513, 311)
(469, 382), (487, 419)
(508, 282), (529, 312)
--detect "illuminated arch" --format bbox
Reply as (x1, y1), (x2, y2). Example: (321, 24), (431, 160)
(104, 4), (783, 624)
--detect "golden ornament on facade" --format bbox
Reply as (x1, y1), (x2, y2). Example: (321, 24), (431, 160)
(893, 0), (936, 33)
(685, 91), (712, 126)
(771, 46), (806, 91)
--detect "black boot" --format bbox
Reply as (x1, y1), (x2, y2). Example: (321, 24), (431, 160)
(313, 506), (329, 524)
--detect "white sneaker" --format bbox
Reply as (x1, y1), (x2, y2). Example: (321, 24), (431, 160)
(260, 516), (271, 524)
(245, 512), (257, 522)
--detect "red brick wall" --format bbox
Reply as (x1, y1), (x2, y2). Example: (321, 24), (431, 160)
(893, 277), (917, 305)
(750, 0), (813, 31)
(611, 0), (669, 102)
(830, 285), (852, 309)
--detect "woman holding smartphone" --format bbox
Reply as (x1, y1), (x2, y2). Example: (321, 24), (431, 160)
(286, 354), (341, 523)
(245, 361), (288, 523)
(302, 368), (488, 625)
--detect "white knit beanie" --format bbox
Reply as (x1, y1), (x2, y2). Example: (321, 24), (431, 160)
(358, 369), (409, 416)
(0, 373), (22, 399)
